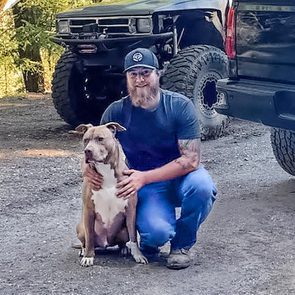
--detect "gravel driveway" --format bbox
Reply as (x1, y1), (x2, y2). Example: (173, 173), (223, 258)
(0, 96), (294, 295)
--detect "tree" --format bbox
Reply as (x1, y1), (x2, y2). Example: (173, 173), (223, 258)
(1, 0), (128, 94)
(12, 3), (45, 92)
(11, 0), (95, 93)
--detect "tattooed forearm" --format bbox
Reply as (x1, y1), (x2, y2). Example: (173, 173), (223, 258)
(174, 139), (201, 170)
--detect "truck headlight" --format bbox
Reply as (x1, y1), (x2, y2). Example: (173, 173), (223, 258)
(136, 18), (152, 33)
(129, 18), (136, 34)
(58, 20), (70, 34)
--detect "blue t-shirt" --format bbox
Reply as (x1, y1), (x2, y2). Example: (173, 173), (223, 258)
(100, 89), (200, 171)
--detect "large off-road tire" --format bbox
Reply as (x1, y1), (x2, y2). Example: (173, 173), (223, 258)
(52, 51), (79, 126)
(270, 128), (295, 176)
(52, 51), (116, 127)
(161, 45), (229, 140)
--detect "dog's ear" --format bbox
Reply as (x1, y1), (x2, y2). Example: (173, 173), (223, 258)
(105, 122), (126, 134)
(69, 124), (93, 135)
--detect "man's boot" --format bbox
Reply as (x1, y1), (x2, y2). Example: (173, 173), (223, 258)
(166, 248), (191, 269)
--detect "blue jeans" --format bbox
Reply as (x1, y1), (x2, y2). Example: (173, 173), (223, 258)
(136, 166), (217, 250)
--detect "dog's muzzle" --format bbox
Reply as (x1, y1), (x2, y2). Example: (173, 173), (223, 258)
(84, 149), (94, 163)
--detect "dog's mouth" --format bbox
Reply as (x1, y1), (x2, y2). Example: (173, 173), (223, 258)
(85, 158), (94, 164)
(85, 148), (108, 164)
(85, 156), (105, 164)
(85, 157), (101, 164)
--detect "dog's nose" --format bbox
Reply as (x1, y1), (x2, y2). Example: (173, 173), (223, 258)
(84, 149), (93, 161)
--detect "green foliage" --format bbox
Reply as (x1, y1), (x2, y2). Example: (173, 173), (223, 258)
(0, 0), (129, 96)
(0, 11), (23, 95)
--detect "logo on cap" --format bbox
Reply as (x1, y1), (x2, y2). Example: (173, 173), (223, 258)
(132, 52), (143, 62)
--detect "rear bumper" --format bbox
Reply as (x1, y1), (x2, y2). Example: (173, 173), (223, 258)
(216, 78), (295, 131)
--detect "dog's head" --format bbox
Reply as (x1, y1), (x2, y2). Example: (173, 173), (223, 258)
(74, 122), (126, 164)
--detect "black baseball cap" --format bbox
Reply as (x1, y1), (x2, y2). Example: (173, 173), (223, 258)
(124, 48), (159, 72)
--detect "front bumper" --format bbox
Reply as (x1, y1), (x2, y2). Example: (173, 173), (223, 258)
(216, 78), (295, 131)
(51, 32), (173, 46)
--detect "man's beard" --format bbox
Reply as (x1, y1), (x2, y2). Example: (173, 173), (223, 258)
(128, 80), (160, 108)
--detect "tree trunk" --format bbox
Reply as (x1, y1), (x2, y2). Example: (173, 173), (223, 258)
(12, 4), (45, 93)
(21, 48), (45, 93)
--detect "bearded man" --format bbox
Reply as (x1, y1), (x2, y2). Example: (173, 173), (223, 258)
(84, 48), (217, 269)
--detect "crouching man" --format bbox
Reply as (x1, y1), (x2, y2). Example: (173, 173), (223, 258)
(84, 48), (217, 269)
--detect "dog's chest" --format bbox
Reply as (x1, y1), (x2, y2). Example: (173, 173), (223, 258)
(91, 163), (127, 227)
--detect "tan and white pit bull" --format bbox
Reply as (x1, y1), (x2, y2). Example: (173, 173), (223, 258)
(74, 122), (147, 267)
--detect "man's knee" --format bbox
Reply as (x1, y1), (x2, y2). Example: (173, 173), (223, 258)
(137, 218), (176, 248)
(181, 168), (217, 207)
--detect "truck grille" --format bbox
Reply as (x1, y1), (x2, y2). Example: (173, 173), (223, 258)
(68, 16), (151, 36)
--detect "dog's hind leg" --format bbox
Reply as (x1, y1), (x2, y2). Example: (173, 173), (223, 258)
(115, 228), (130, 256)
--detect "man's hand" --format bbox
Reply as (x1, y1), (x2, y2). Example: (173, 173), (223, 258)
(116, 169), (146, 199)
(83, 164), (103, 191)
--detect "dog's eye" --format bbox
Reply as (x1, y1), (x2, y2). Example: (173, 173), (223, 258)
(83, 139), (90, 145)
(96, 137), (104, 142)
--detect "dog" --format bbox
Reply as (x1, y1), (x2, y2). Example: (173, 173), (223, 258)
(74, 122), (147, 267)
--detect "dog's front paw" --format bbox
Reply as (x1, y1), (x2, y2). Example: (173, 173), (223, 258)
(126, 241), (148, 264)
(80, 256), (94, 267)
(133, 252), (148, 264)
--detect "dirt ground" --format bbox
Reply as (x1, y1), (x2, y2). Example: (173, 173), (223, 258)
(0, 96), (294, 295)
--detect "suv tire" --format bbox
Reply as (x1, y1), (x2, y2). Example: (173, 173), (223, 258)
(162, 45), (229, 140)
(52, 51), (82, 126)
(271, 128), (295, 176)
(52, 51), (112, 127)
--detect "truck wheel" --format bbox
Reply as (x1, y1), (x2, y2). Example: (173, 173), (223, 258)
(52, 51), (116, 126)
(161, 45), (229, 140)
(270, 128), (295, 176)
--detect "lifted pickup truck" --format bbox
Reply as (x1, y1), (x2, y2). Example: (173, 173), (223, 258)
(51, 0), (232, 140)
(216, 0), (295, 175)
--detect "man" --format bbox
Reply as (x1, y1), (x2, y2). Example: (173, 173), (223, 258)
(84, 48), (217, 269)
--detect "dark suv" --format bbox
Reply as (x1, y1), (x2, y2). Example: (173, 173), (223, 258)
(216, 0), (295, 175)
(51, 0), (232, 140)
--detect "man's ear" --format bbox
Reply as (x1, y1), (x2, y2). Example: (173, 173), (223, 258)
(156, 69), (162, 77)
(69, 124), (93, 135)
(105, 122), (126, 135)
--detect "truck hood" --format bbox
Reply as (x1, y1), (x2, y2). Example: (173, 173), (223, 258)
(57, 0), (227, 18)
